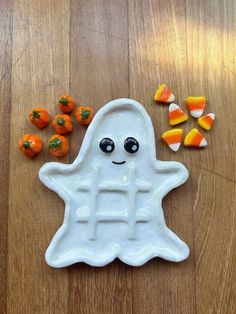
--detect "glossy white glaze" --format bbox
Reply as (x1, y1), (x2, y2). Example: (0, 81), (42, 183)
(39, 98), (189, 268)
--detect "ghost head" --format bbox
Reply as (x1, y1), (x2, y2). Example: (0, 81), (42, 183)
(75, 99), (157, 177)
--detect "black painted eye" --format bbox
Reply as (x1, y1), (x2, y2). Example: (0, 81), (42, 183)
(124, 137), (139, 154)
(99, 138), (115, 153)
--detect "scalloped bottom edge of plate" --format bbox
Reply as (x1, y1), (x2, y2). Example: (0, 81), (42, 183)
(45, 243), (190, 268)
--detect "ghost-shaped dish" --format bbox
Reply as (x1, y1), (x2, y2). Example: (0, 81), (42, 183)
(39, 98), (189, 268)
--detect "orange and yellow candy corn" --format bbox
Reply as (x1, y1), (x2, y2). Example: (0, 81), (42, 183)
(169, 103), (188, 126)
(198, 113), (215, 130)
(162, 129), (183, 152)
(185, 96), (206, 118)
(154, 84), (175, 103)
(184, 128), (207, 148)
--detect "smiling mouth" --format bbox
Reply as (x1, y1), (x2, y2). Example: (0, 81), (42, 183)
(112, 161), (126, 165)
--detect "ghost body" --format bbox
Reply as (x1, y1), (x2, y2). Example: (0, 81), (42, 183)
(39, 98), (189, 268)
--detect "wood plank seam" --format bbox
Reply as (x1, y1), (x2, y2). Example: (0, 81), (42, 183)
(0, 1), (13, 313)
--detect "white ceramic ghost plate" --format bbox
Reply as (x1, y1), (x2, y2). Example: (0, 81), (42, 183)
(39, 98), (189, 268)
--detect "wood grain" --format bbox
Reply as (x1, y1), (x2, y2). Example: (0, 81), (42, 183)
(186, 1), (236, 313)
(1, 0), (235, 313)
(0, 2), (12, 314)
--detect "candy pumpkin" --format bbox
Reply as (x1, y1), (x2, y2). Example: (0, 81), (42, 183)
(75, 106), (94, 126)
(48, 134), (69, 157)
(18, 134), (43, 157)
(58, 95), (75, 113)
(53, 114), (73, 135)
(29, 108), (50, 128)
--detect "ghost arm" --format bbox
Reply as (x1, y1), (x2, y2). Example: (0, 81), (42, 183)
(154, 160), (189, 197)
(39, 162), (78, 202)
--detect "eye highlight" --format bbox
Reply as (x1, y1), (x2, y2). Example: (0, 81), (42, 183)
(99, 138), (115, 153)
(124, 137), (139, 154)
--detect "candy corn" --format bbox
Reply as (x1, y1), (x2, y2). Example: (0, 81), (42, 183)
(162, 129), (183, 152)
(184, 128), (207, 148)
(154, 84), (175, 103)
(185, 96), (206, 118)
(169, 103), (188, 126)
(198, 113), (215, 130)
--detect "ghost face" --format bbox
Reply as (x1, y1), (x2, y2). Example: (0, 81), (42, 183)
(99, 136), (139, 165)
(87, 106), (155, 170)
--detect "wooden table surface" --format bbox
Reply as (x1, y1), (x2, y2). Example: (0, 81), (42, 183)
(1, 0), (236, 313)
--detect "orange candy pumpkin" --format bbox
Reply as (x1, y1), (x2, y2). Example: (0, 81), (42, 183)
(29, 107), (50, 128)
(18, 134), (43, 157)
(58, 95), (75, 113)
(75, 106), (94, 126)
(48, 134), (69, 157)
(53, 114), (73, 135)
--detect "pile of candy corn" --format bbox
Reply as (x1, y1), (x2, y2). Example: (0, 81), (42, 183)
(154, 84), (215, 152)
